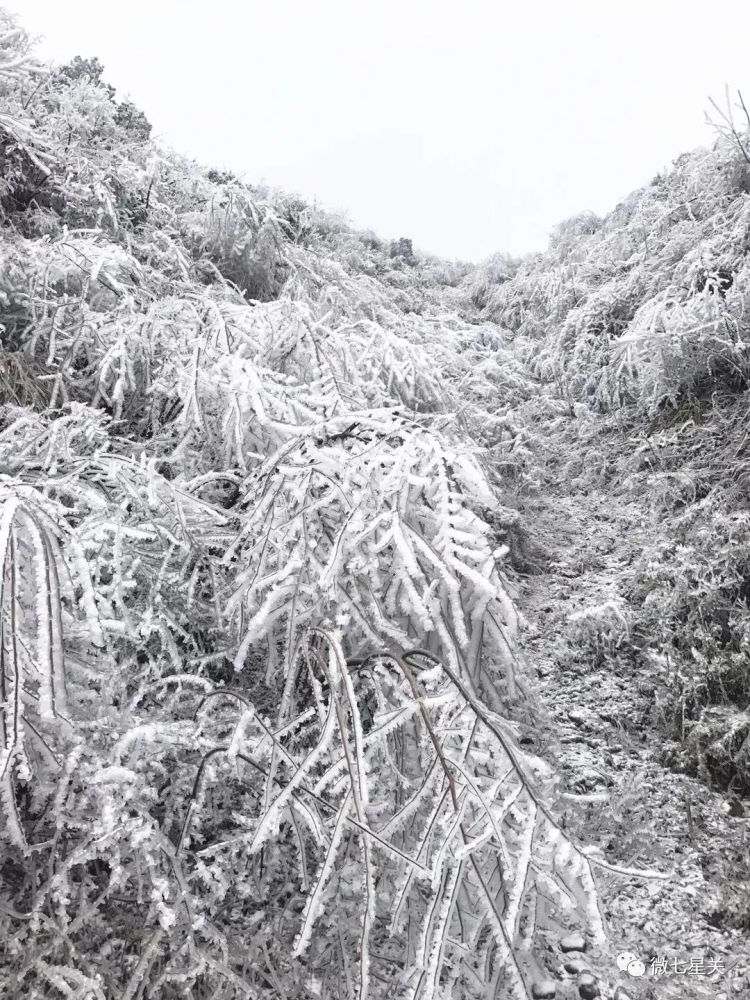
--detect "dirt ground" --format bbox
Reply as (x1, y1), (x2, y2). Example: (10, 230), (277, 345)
(511, 469), (750, 1000)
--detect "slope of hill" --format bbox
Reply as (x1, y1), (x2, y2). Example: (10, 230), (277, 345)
(474, 97), (750, 801)
(469, 97), (750, 998)
(1, 10), (749, 1000)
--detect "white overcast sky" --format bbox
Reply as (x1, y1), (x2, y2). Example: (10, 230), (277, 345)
(8, 0), (750, 261)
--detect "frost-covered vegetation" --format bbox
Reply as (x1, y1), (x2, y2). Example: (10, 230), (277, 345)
(474, 88), (750, 800)
(3, 8), (750, 998)
(0, 12), (624, 1000)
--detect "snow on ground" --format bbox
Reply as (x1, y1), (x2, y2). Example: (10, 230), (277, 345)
(514, 464), (750, 999)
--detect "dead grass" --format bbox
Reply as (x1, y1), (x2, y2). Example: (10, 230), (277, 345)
(0, 349), (60, 410)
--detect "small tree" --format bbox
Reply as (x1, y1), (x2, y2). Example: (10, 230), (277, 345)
(389, 236), (415, 263)
(55, 55), (115, 98)
(706, 85), (750, 166)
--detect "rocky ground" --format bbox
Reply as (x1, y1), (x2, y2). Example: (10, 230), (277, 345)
(511, 468), (750, 1000)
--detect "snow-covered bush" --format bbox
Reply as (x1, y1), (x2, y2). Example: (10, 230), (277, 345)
(476, 123), (750, 417)
(632, 500), (750, 772)
(567, 600), (632, 669)
(0, 13), (615, 1000)
(467, 85), (750, 805)
(467, 252), (518, 309)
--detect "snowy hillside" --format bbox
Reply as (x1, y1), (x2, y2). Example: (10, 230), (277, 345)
(0, 11), (748, 1000)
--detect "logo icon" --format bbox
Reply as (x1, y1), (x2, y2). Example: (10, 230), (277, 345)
(616, 952), (646, 978)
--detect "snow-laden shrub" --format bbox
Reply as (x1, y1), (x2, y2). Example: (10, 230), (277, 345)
(463, 82), (750, 807)
(0, 14), (619, 1000)
(474, 122), (750, 419)
(567, 600), (631, 669)
(631, 493), (750, 790)
(468, 252), (518, 309)
(180, 186), (292, 301)
(613, 262), (750, 414)
(547, 210), (602, 258)
(681, 706), (750, 792)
